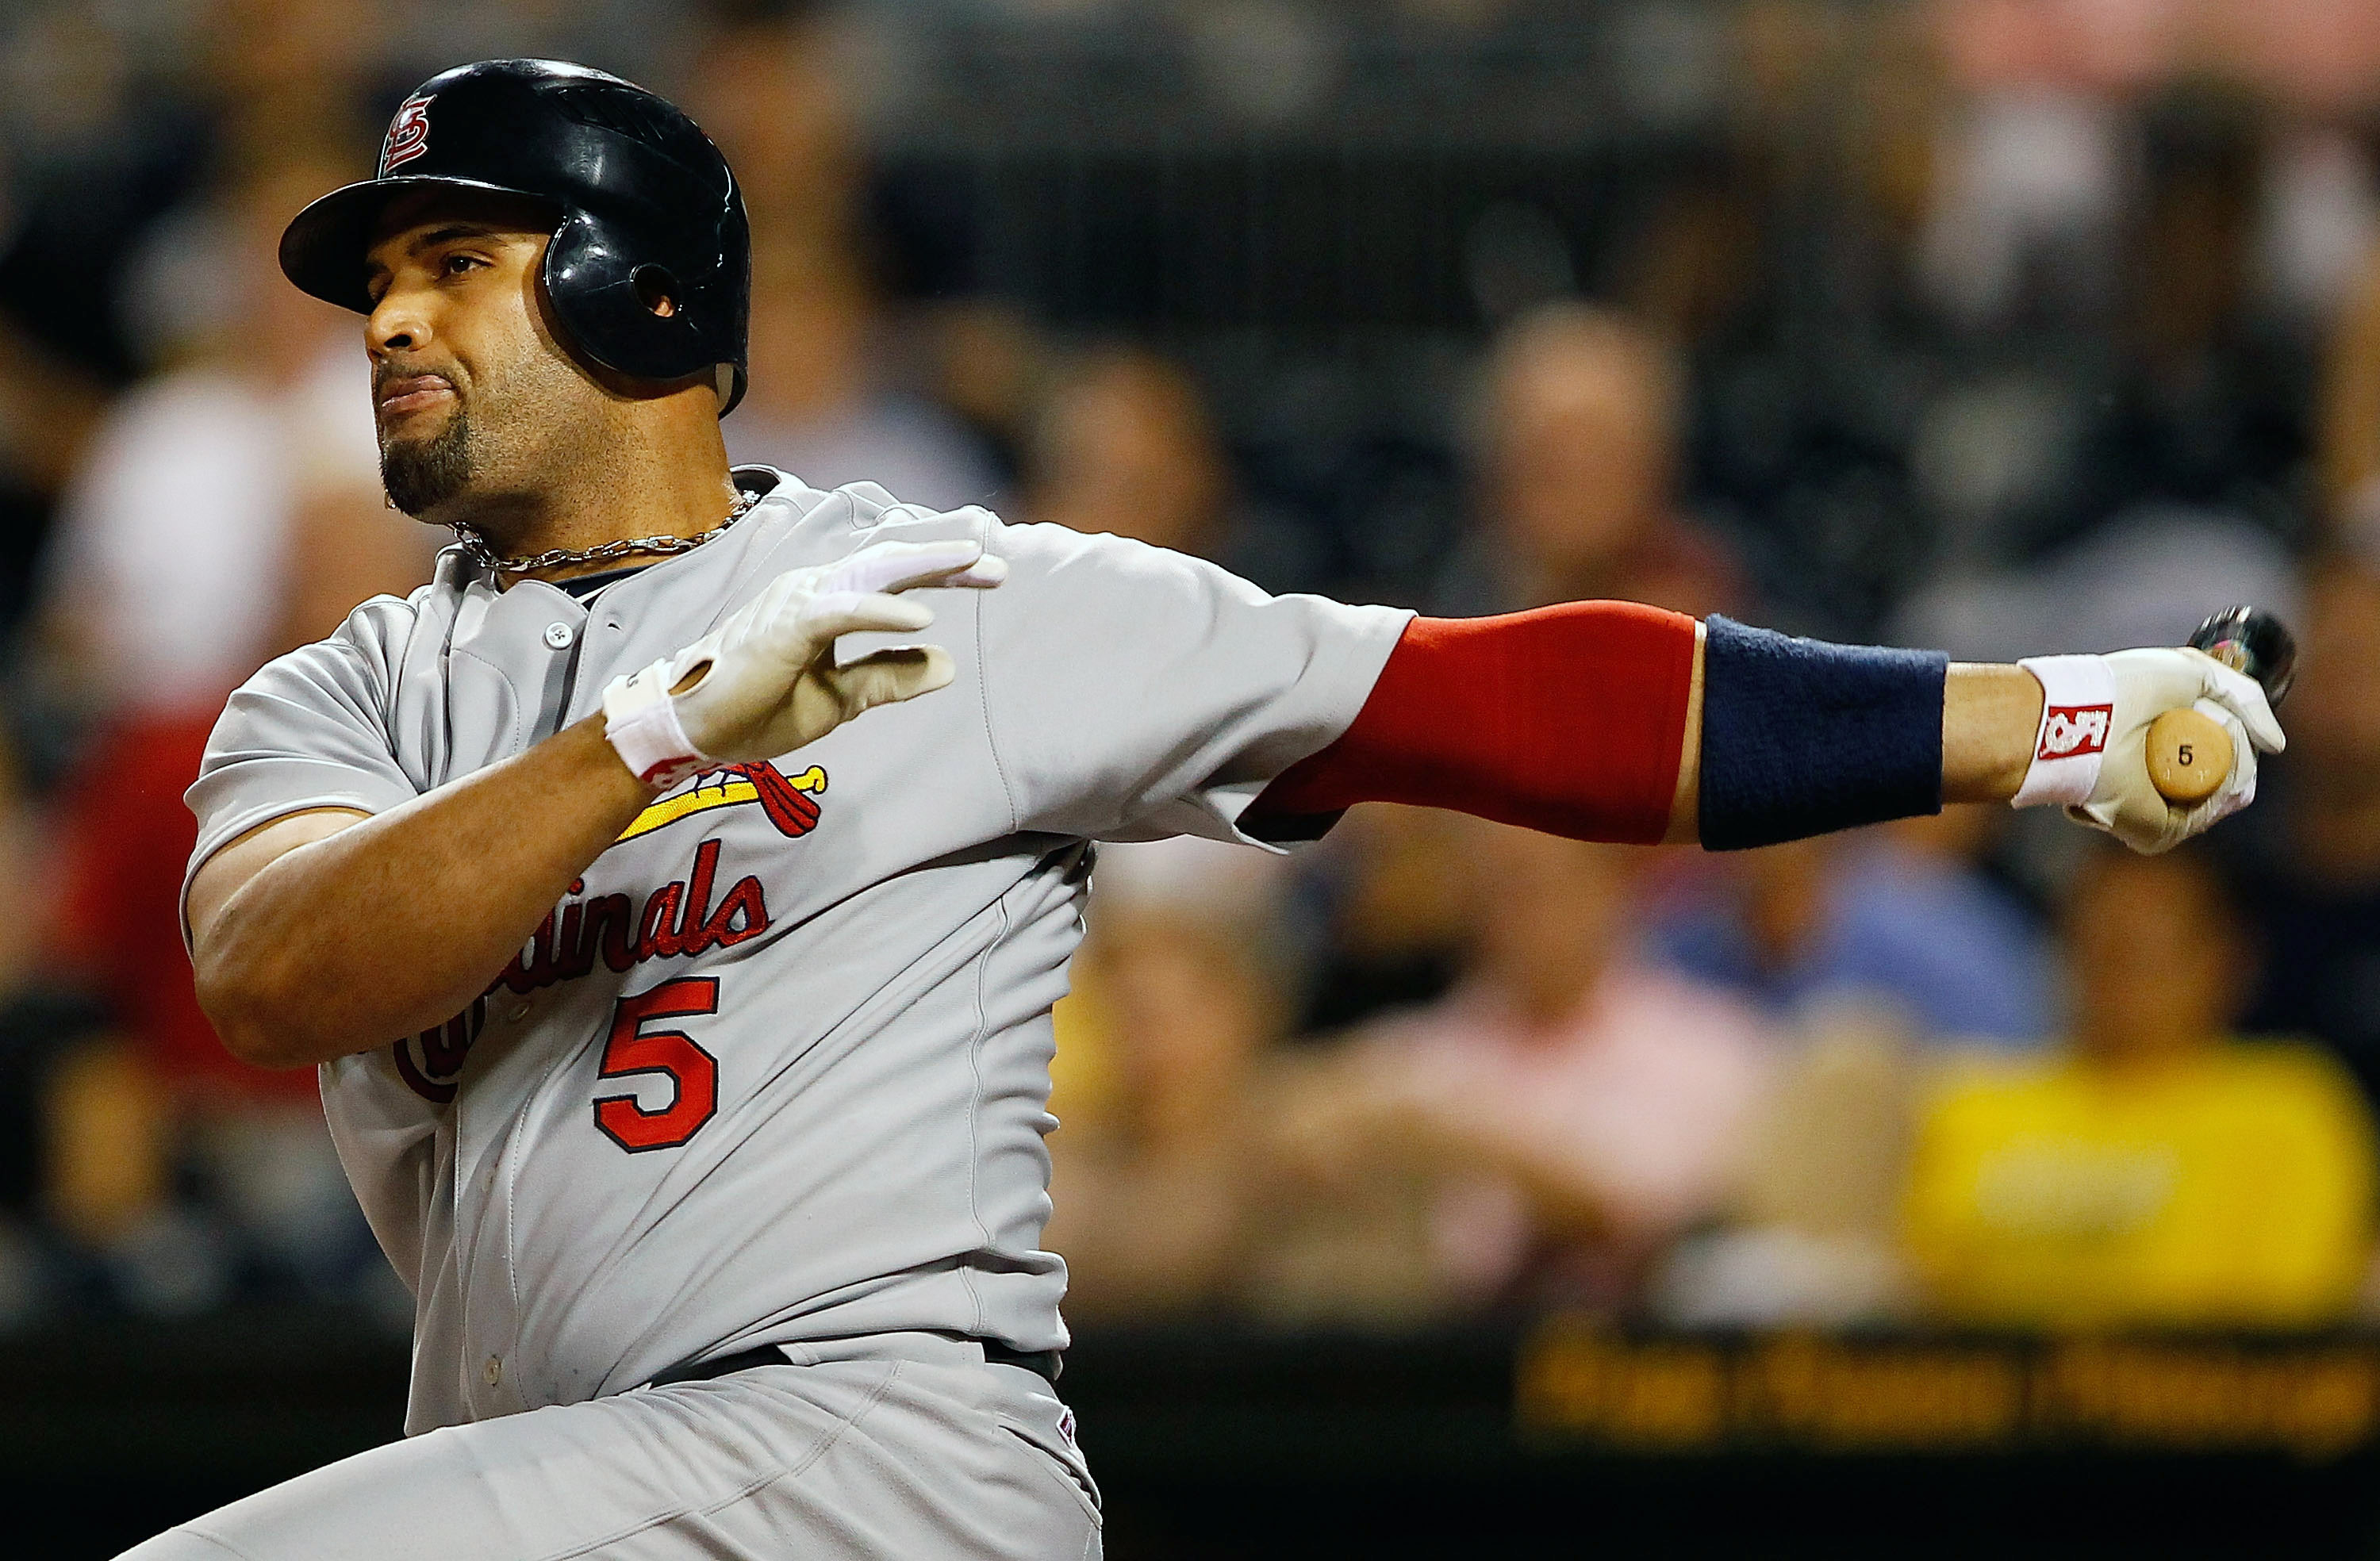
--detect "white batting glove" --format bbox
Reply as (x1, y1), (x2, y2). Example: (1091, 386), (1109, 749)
(601, 538), (1006, 787)
(2013, 647), (2285, 855)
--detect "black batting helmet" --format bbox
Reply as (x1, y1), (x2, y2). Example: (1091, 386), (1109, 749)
(279, 59), (751, 415)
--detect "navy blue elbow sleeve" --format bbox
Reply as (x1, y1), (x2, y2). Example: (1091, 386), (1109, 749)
(1696, 616), (1948, 851)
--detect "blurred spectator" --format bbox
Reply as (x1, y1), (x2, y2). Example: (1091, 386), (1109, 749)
(1016, 341), (1333, 592)
(1273, 823), (1778, 1318)
(1044, 838), (1291, 1321)
(40, 152), (419, 721)
(2059, 87), (2309, 543)
(2235, 551), (2380, 1108)
(1649, 811), (2056, 1048)
(2319, 215), (2380, 539)
(1656, 1010), (1928, 1328)
(691, 14), (998, 509)
(1023, 347), (1229, 558)
(1902, 842), (2375, 1329)
(919, 300), (1049, 479)
(0, 8), (199, 631)
(2254, 125), (2379, 334)
(1917, 79), (2123, 335)
(1438, 301), (1742, 619)
(1292, 803), (1476, 1037)
(198, 0), (374, 174)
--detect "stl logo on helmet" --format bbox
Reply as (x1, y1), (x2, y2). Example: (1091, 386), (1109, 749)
(380, 93), (434, 174)
(2039, 703), (2113, 761)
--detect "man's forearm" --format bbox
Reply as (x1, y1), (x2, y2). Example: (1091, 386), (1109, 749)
(194, 715), (656, 1068)
(1941, 662), (2046, 804)
(194, 537), (1008, 1071)
(1664, 641), (2041, 838)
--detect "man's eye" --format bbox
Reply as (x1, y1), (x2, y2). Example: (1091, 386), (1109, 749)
(442, 253), (484, 276)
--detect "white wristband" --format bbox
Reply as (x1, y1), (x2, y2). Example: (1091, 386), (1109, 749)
(601, 659), (711, 789)
(2013, 654), (2117, 808)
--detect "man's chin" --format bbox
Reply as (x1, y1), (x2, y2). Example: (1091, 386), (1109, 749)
(380, 421), (474, 518)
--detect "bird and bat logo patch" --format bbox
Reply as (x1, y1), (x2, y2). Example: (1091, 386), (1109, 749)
(2038, 704), (2113, 761)
(618, 761), (825, 843)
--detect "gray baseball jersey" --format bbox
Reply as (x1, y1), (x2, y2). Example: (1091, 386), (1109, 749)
(183, 466), (1408, 1436)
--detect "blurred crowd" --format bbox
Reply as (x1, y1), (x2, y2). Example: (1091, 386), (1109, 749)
(2, 0), (2380, 1337)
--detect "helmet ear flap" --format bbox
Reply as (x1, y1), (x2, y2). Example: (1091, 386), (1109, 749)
(539, 210), (717, 388)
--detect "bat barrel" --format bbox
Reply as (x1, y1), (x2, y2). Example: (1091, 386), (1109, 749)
(2145, 605), (2296, 808)
(2189, 604), (2297, 706)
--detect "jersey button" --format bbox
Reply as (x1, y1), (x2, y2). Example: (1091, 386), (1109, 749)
(485, 1356), (503, 1386)
(543, 622), (575, 649)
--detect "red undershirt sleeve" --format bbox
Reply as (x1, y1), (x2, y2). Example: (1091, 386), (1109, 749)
(1242, 601), (1699, 846)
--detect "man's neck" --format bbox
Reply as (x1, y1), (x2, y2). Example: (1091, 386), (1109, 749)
(451, 422), (743, 586)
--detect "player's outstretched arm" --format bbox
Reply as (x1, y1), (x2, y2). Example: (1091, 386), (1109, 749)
(1667, 642), (2281, 850)
(1246, 608), (2283, 857)
(1661, 646), (2060, 834)
(188, 539), (1004, 1070)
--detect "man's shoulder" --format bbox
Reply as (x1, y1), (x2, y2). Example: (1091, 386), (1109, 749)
(233, 580), (443, 712)
(728, 467), (998, 565)
(338, 575), (449, 659)
(735, 466), (1247, 592)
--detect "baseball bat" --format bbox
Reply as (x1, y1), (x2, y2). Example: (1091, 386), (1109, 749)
(2143, 605), (2297, 807)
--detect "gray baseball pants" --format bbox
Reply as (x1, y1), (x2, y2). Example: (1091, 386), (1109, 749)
(116, 1345), (1101, 1560)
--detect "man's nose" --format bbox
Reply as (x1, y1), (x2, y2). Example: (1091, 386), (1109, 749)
(369, 287), (431, 357)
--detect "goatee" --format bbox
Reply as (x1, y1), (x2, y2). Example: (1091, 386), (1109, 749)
(381, 411), (473, 516)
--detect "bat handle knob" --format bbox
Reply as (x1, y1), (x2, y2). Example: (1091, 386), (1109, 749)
(2145, 707), (2232, 806)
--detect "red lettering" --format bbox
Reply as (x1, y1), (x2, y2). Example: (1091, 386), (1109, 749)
(678, 839), (722, 956)
(393, 1045), (455, 1104)
(705, 876), (768, 946)
(636, 884), (685, 961)
(479, 844), (770, 1012)
(587, 893), (635, 972)
(393, 997), (485, 1104)
(593, 978), (720, 1152)
(554, 900), (595, 980)
(420, 1006), (476, 1075)
(501, 911), (559, 994)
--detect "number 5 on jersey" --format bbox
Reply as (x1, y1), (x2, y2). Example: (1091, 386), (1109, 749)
(594, 978), (720, 1152)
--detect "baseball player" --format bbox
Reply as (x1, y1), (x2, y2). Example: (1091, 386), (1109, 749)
(126, 59), (2282, 1561)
